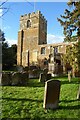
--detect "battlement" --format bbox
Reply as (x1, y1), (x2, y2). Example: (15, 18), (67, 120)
(20, 11), (47, 23)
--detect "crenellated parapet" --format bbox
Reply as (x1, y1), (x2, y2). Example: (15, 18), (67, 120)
(20, 11), (47, 27)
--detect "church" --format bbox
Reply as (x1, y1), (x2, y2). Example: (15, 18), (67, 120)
(17, 11), (72, 74)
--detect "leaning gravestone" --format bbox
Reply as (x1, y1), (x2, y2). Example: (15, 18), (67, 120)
(43, 80), (61, 109)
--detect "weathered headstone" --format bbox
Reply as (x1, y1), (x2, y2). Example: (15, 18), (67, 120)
(43, 68), (48, 75)
(39, 73), (44, 82)
(46, 74), (51, 81)
(48, 63), (54, 72)
(0, 73), (2, 85)
(39, 68), (48, 82)
(43, 80), (61, 109)
(17, 65), (23, 72)
(68, 70), (71, 82)
(19, 72), (29, 85)
(11, 72), (20, 85)
(1, 72), (12, 86)
(39, 72), (51, 82)
(29, 69), (39, 79)
(77, 85), (80, 99)
(23, 66), (29, 71)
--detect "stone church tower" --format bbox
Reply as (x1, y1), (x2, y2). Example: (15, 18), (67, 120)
(17, 11), (47, 67)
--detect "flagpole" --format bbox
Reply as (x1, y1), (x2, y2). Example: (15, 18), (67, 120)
(34, 0), (36, 12)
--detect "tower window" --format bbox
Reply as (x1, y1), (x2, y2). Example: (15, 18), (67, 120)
(27, 20), (31, 28)
(41, 47), (45, 54)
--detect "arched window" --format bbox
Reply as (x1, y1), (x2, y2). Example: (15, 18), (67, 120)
(27, 20), (31, 28)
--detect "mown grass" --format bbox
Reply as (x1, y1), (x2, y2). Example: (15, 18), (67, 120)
(0, 76), (80, 119)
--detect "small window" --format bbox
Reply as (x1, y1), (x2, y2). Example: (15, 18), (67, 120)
(41, 47), (45, 54)
(27, 20), (31, 28)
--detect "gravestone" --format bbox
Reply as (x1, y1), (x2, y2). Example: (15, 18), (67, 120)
(39, 73), (47, 82)
(48, 63), (54, 72)
(19, 72), (29, 85)
(43, 68), (48, 75)
(77, 85), (80, 99)
(46, 74), (51, 81)
(17, 65), (23, 72)
(68, 70), (71, 82)
(39, 68), (48, 82)
(11, 72), (20, 85)
(39, 73), (51, 83)
(23, 66), (29, 71)
(1, 72), (12, 86)
(0, 73), (2, 85)
(43, 80), (61, 109)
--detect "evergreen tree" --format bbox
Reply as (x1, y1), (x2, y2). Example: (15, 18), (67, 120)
(58, 1), (80, 42)
(58, 1), (80, 74)
(0, 29), (17, 70)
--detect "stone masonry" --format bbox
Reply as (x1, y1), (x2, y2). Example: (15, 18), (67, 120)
(17, 11), (47, 67)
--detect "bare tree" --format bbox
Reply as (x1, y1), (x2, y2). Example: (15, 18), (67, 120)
(0, 0), (9, 18)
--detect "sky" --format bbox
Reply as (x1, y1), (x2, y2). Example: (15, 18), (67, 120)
(0, 1), (71, 46)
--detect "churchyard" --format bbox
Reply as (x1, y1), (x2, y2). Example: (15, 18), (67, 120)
(1, 1), (80, 119)
(0, 75), (80, 119)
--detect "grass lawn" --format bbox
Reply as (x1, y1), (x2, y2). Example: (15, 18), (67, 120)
(0, 76), (80, 119)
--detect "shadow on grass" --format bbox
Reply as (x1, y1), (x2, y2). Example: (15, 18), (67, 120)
(4, 79), (45, 87)
(61, 80), (79, 85)
(9, 83), (44, 87)
(60, 99), (79, 103)
(59, 104), (80, 110)
(2, 97), (79, 109)
(27, 79), (45, 87)
(1, 97), (43, 103)
(58, 99), (80, 110)
(27, 83), (44, 87)
(1, 118), (78, 120)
